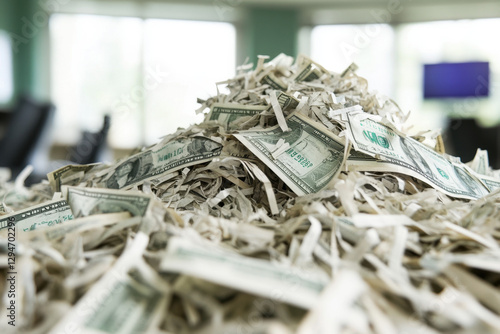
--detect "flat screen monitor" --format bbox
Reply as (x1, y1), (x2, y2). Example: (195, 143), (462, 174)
(423, 61), (490, 99)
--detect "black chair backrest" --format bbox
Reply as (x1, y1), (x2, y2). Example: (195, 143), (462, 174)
(69, 114), (111, 164)
(0, 96), (55, 170)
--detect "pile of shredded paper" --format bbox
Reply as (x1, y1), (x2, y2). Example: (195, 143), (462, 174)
(2, 54), (500, 334)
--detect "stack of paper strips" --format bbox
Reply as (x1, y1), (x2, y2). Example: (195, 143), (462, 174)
(2, 54), (500, 334)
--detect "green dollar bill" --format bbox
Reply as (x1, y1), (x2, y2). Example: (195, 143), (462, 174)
(63, 186), (152, 218)
(468, 170), (500, 192)
(469, 149), (489, 175)
(345, 113), (489, 199)
(463, 149), (500, 192)
(48, 163), (100, 192)
(103, 137), (222, 189)
(49, 233), (169, 334)
(293, 62), (322, 82)
(235, 113), (346, 196)
(340, 63), (359, 77)
(480, 177), (500, 192)
(160, 237), (327, 309)
(292, 55), (328, 82)
(34, 212), (131, 241)
(83, 267), (164, 334)
(207, 103), (267, 130)
(276, 91), (300, 111)
(207, 94), (298, 132)
(0, 200), (74, 232)
(261, 72), (287, 91)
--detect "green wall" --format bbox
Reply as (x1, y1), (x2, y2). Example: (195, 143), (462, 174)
(0, 0), (40, 104)
(245, 7), (299, 64)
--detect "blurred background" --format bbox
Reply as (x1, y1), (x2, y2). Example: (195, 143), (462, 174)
(0, 0), (499, 182)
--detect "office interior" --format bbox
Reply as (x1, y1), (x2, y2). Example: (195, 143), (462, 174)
(0, 0), (499, 183)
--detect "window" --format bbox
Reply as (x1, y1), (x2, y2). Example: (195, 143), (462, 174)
(51, 15), (143, 146)
(143, 19), (236, 144)
(0, 31), (13, 104)
(310, 24), (395, 97)
(308, 19), (500, 133)
(50, 14), (235, 148)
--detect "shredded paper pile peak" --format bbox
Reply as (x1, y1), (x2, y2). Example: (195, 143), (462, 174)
(1, 54), (500, 334)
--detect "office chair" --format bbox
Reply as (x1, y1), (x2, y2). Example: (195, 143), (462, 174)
(0, 95), (55, 179)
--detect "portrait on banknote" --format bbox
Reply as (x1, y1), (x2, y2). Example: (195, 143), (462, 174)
(186, 137), (222, 155)
(106, 152), (154, 189)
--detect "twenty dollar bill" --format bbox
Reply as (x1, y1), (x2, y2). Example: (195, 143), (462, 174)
(235, 113), (346, 196)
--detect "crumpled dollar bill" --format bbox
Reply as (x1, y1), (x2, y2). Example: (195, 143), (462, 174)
(1, 54), (500, 334)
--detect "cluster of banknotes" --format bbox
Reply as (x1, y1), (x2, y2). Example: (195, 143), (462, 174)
(1, 54), (500, 334)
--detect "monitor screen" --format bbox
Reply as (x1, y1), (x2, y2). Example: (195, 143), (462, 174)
(423, 61), (489, 99)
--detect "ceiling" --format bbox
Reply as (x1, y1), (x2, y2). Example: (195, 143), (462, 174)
(57, 0), (500, 25)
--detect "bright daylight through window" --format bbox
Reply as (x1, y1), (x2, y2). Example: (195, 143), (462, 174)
(310, 24), (394, 97)
(50, 14), (235, 148)
(0, 31), (13, 104)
